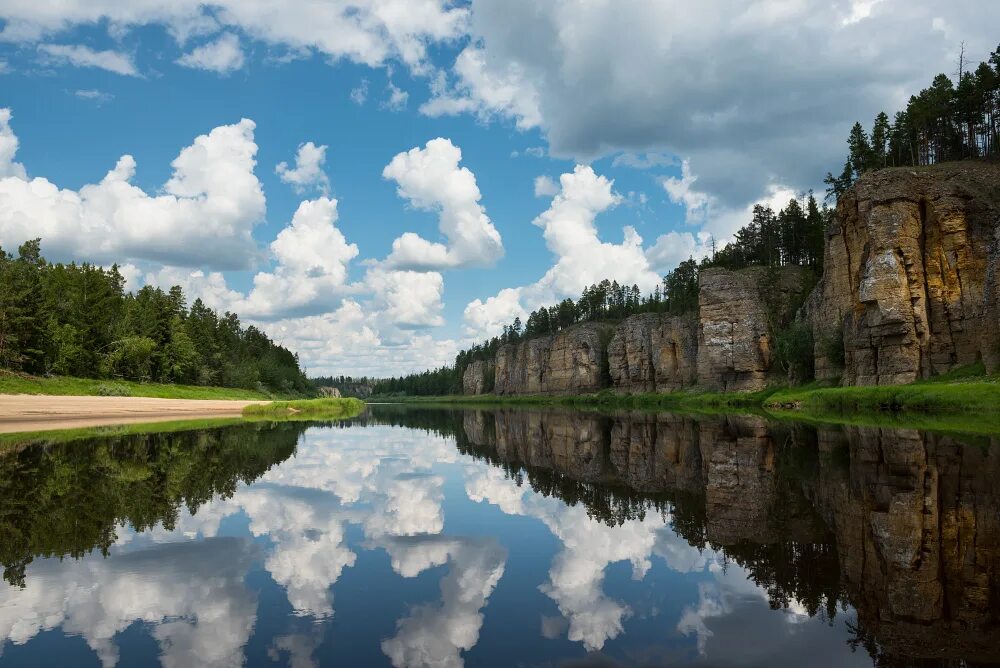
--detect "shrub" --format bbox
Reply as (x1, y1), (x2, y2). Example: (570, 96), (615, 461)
(775, 321), (815, 384)
(97, 383), (131, 397)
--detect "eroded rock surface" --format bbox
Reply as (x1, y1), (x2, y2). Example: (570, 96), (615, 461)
(607, 314), (698, 393)
(494, 322), (613, 395)
(462, 360), (492, 395)
(806, 162), (1000, 383)
(697, 267), (809, 391)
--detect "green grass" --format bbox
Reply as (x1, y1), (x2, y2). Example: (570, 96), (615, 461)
(241, 397), (366, 421)
(0, 371), (282, 400)
(765, 363), (1000, 415)
(377, 387), (777, 411)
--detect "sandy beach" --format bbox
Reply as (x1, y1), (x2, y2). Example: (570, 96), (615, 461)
(0, 394), (268, 434)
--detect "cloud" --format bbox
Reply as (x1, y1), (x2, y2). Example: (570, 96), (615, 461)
(350, 78), (369, 105)
(0, 112), (265, 269)
(463, 165), (661, 338)
(38, 43), (137, 76)
(276, 141), (330, 195)
(431, 0), (1000, 211)
(1, 1), (468, 72)
(366, 267), (445, 329)
(420, 45), (541, 130)
(147, 196), (357, 320)
(0, 110), (26, 179)
(0, 61), (10, 74)
(383, 80), (409, 111)
(74, 88), (114, 105)
(176, 32), (245, 74)
(382, 138), (503, 271)
(533, 175), (558, 198)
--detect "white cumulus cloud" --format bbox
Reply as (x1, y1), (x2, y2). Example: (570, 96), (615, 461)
(0, 111), (265, 269)
(382, 138), (503, 271)
(276, 141), (330, 195)
(176, 32), (245, 74)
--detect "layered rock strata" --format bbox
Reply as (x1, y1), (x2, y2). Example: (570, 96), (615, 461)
(462, 360), (492, 395)
(806, 162), (1000, 383)
(606, 314), (698, 393)
(493, 322), (614, 395)
(697, 266), (809, 391)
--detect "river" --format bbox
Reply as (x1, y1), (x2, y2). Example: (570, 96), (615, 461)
(0, 405), (997, 667)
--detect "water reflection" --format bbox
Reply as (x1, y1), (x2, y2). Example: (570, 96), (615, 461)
(0, 409), (996, 666)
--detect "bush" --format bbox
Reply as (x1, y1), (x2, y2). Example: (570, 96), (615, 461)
(775, 321), (815, 384)
(97, 383), (132, 397)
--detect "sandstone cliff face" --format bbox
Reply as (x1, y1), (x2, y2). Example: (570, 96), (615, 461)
(607, 314), (698, 393)
(697, 266), (809, 391)
(494, 322), (613, 395)
(462, 360), (492, 395)
(806, 163), (1000, 383)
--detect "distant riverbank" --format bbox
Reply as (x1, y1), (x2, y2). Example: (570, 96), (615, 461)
(378, 374), (1000, 435)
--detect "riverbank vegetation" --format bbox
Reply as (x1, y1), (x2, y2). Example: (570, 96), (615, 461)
(241, 397), (366, 421)
(384, 370), (1000, 430)
(0, 371), (281, 400)
(0, 240), (312, 396)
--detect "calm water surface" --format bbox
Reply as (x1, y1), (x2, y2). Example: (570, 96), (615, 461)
(1, 406), (998, 667)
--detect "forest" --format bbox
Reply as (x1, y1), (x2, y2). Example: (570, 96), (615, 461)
(824, 43), (1000, 199)
(0, 239), (312, 395)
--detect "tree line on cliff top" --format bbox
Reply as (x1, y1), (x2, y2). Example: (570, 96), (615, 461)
(0, 239), (312, 395)
(366, 45), (1000, 397)
(825, 43), (1000, 199)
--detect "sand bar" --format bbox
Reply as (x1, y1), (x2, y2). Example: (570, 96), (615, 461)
(0, 394), (268, 434)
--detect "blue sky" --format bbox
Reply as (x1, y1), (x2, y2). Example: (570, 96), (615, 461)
(0, 1), (996, 376)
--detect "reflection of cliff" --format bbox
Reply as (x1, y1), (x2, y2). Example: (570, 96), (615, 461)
(0, 423), (304, 587)
(416, 405), (1000, 664)
(809, 427), (1000, 664)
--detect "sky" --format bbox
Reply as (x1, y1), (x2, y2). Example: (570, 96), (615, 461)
(0, 0), (997, 377)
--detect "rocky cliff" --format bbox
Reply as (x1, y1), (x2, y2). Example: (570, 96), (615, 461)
(697, 266), (810, 392)
(468, 162), (1000, 395)
(806, 162), (1000, 383)
(462, 360), (493, 395)
(606, 313), (698, 393)
(494, 322), (614, 395)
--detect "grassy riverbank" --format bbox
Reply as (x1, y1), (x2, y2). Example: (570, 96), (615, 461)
(0, 372), (292, 400)
(242, 397), (366, 421)
(378, 371), (1000, 428)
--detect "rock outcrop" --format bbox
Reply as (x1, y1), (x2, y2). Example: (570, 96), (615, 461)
(607, 314), (698, 393)
(462, 360), (492, 395)
(494, 322), (613, 395)
(697, 266), (810, 391)
(806, 162), (1000, 383)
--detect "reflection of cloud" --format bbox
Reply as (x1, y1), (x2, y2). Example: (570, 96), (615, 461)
(267, 628), (324, 668)
(0, 538), (256, 668)
(466, 467), (693, 651)
(677, 562), (811, 656)
(380, 536), (506, 668)
(241, 486), (356, 618)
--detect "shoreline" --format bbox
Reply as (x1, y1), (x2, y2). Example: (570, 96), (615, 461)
(0, 394), (268, 434)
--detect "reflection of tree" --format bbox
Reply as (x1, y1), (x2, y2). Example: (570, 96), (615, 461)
(0, 423), (304, 587)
